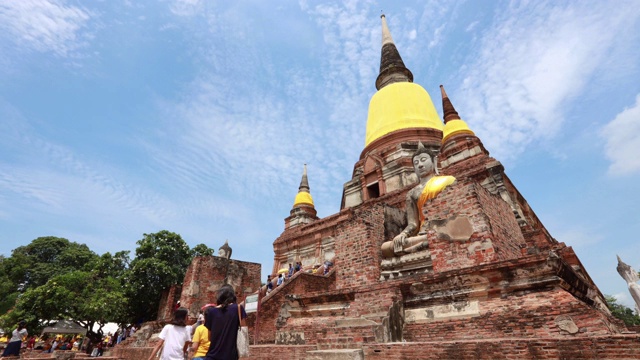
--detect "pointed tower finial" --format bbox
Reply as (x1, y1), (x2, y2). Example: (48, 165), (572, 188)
(440, 85), (461, 123)
(375, 14), (413, 90)
(381, 14), (394, 46)
(293, 164), (314, 207)
(299, 163), (310, 193)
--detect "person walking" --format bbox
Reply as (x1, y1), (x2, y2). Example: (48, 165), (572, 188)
(204, 285), (247, 360)
(1, 320), (27, 357)
(148, 308), (192, 360)
(266, 275), (273, 294)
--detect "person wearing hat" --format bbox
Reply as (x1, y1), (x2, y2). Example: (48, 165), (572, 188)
(188, 313), (210, 360)
(1, 320), (28, 357)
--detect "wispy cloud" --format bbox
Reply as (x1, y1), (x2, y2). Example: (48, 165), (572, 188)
(0, 0), (92, 57)
(602, 94), (640, 176)
(142, 1), (385, 217)
(455, 1), (640, 162)
(553, 226), (604, 250)
(0, 100), (177, 229)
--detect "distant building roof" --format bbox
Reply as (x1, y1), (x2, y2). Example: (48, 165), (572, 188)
(42, 320), (87, 335)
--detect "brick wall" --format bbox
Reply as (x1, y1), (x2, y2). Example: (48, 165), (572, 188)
(111, 346), (155, 359)
(156, 284), (182, 321)
(334, 203), (386, 290)
(254, 270), (337, 343)
(244, 345), (317, 359)
(402, 287), (617, 341)
(362, 335), (640, 359)
(178, 256), (260, 318)
(428, 180), (525, 273)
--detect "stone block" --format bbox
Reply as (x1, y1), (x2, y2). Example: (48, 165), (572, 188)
(306, 349), (364, 360)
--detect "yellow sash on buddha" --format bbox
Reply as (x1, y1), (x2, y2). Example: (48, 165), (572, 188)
(417, 175), (456, 225)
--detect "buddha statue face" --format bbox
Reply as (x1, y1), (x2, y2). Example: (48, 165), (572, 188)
(413, 152), (435, 179)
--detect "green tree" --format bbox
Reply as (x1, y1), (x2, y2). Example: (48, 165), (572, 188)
(125, 230), (191, 322)
(6, 236), (97, 290)
(191, 243), (215, 258)
(90, 251), (130, 279)
(605, 295), (640, 326)
(0, 270), (128, 344)
(0, 237), (98, 317)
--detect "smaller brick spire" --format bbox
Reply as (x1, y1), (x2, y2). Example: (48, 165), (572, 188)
(440, 85), (461, 123)
(292, 164), (314, 208)
(287, 164), (318, 229)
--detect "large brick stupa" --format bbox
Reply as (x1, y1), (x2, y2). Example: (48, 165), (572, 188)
(249, 14), (640, 360)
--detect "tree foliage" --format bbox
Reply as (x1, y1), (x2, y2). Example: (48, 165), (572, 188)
(3, 236), (98, 291)
(191, 243), (215, 258)
(605, 295), (640, 326)
(125, 230), (192, 322)
(4, 270), (128, 342)
(1, 231), (215, 332)
(90, 251), (130, 279)
(0, 237), (98, 322)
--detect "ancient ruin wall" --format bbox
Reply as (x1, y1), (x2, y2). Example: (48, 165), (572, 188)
(334, 202), (387, 290)
(427, 180), (526, 273)
(180, 256), (261, 318)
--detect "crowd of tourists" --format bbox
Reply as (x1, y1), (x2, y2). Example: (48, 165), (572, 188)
(1, 261), (337, 360)
(1, 284), (247, 360)
(0, 322), (137, 359)
(265, 260), (333, 294)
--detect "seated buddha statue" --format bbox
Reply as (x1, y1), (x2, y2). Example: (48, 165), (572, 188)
(381, 142), (456, 258)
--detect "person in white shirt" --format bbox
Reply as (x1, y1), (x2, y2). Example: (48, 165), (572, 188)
(148, 308), (191, 360)
(2, 320), (28, 357)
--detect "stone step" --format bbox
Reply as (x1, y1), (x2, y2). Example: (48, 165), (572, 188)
(306, 348), (364, 360)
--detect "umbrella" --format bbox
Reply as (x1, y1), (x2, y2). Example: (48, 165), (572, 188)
(277, 268), (289, 274)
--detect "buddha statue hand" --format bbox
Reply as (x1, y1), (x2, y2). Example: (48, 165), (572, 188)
(381, 233), (429, 258)
(393, 232), (408, 255)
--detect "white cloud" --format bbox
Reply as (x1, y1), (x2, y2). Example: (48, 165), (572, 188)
(456, 1), (640, 162)
(554, 227), (604, 249)
(602, 94), (640, 176)
(613, 292), (637, 311)
(0, 0), (91, 56)
(168, 0), (203, 17)
(428, 23), (445, 49)
(465, 21), (479, 32)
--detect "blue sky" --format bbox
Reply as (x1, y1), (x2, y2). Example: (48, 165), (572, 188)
(1, 1), (639, 308)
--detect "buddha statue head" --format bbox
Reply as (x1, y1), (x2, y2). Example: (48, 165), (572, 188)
(218, 240), (232, 259)
(412, 142), (439, 180)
